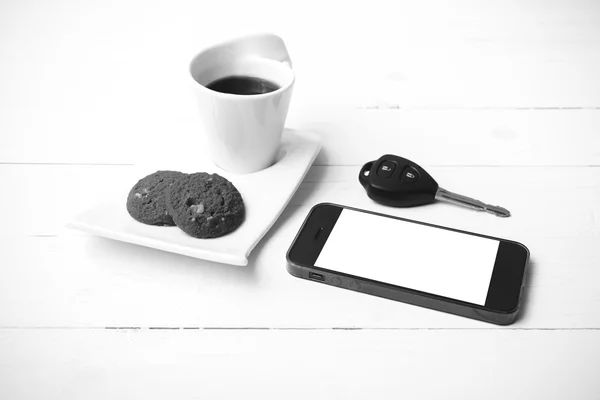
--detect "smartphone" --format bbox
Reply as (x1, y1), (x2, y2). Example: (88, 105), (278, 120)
(286, 203), (530, 325)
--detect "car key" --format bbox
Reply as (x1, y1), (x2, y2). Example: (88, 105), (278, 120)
(358, 154), (510, 217)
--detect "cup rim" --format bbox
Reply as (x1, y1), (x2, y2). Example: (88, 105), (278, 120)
(189, 56), (295, 100)
(190, 70), (295, 100)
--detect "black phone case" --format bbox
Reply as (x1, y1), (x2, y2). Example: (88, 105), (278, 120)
(286, 203), (530, 326)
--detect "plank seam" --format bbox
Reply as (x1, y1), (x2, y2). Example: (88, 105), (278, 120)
(0, 327), (599, 331)
(0, 162), (134, 166)
(2, 163), (600, 168)
(356, 106), (600, 110)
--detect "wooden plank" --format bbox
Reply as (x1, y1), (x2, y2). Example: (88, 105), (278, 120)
(0, 234), (597, 329)
(1, 109), (599, 165)
(2, 0), (600, 163)
(0, 329), (599, 399)
(1, 164), (598, 238)
(2, 0), (599, 110)
(0, 164), (598, 328)
(290, 109), (600, 166)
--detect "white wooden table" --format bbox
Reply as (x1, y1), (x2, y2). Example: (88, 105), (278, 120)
(2, 0), (600, 398)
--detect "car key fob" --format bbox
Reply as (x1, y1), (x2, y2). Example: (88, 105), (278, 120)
(359, 154), (439, 207)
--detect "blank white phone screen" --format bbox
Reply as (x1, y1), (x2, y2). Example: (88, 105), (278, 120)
(315, 209), (500, 306)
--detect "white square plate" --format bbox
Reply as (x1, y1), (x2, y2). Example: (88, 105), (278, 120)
(67, 129), (321, 266)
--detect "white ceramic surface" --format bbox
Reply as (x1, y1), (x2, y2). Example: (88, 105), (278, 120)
(189, 33), (295, 174)
(67, 129), (321, 266)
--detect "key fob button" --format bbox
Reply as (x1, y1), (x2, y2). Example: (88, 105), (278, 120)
(377, 161), (396, 178)
(401, 166), (419, 183)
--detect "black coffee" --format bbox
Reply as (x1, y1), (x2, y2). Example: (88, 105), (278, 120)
(205, 75), (280, 95)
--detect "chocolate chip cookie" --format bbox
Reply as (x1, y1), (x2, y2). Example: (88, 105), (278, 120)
(166, 173), (245, 238)
(126, 170), (186, 226)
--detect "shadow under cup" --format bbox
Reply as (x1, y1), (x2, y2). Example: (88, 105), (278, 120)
(190, 54), (295, 174)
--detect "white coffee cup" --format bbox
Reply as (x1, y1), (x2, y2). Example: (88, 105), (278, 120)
(189, 33), (294, 174)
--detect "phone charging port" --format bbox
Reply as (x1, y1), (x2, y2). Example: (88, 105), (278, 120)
(309, 272), (325, 281)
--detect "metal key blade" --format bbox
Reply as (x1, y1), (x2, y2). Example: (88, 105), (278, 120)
(435, 187), (511, 218)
